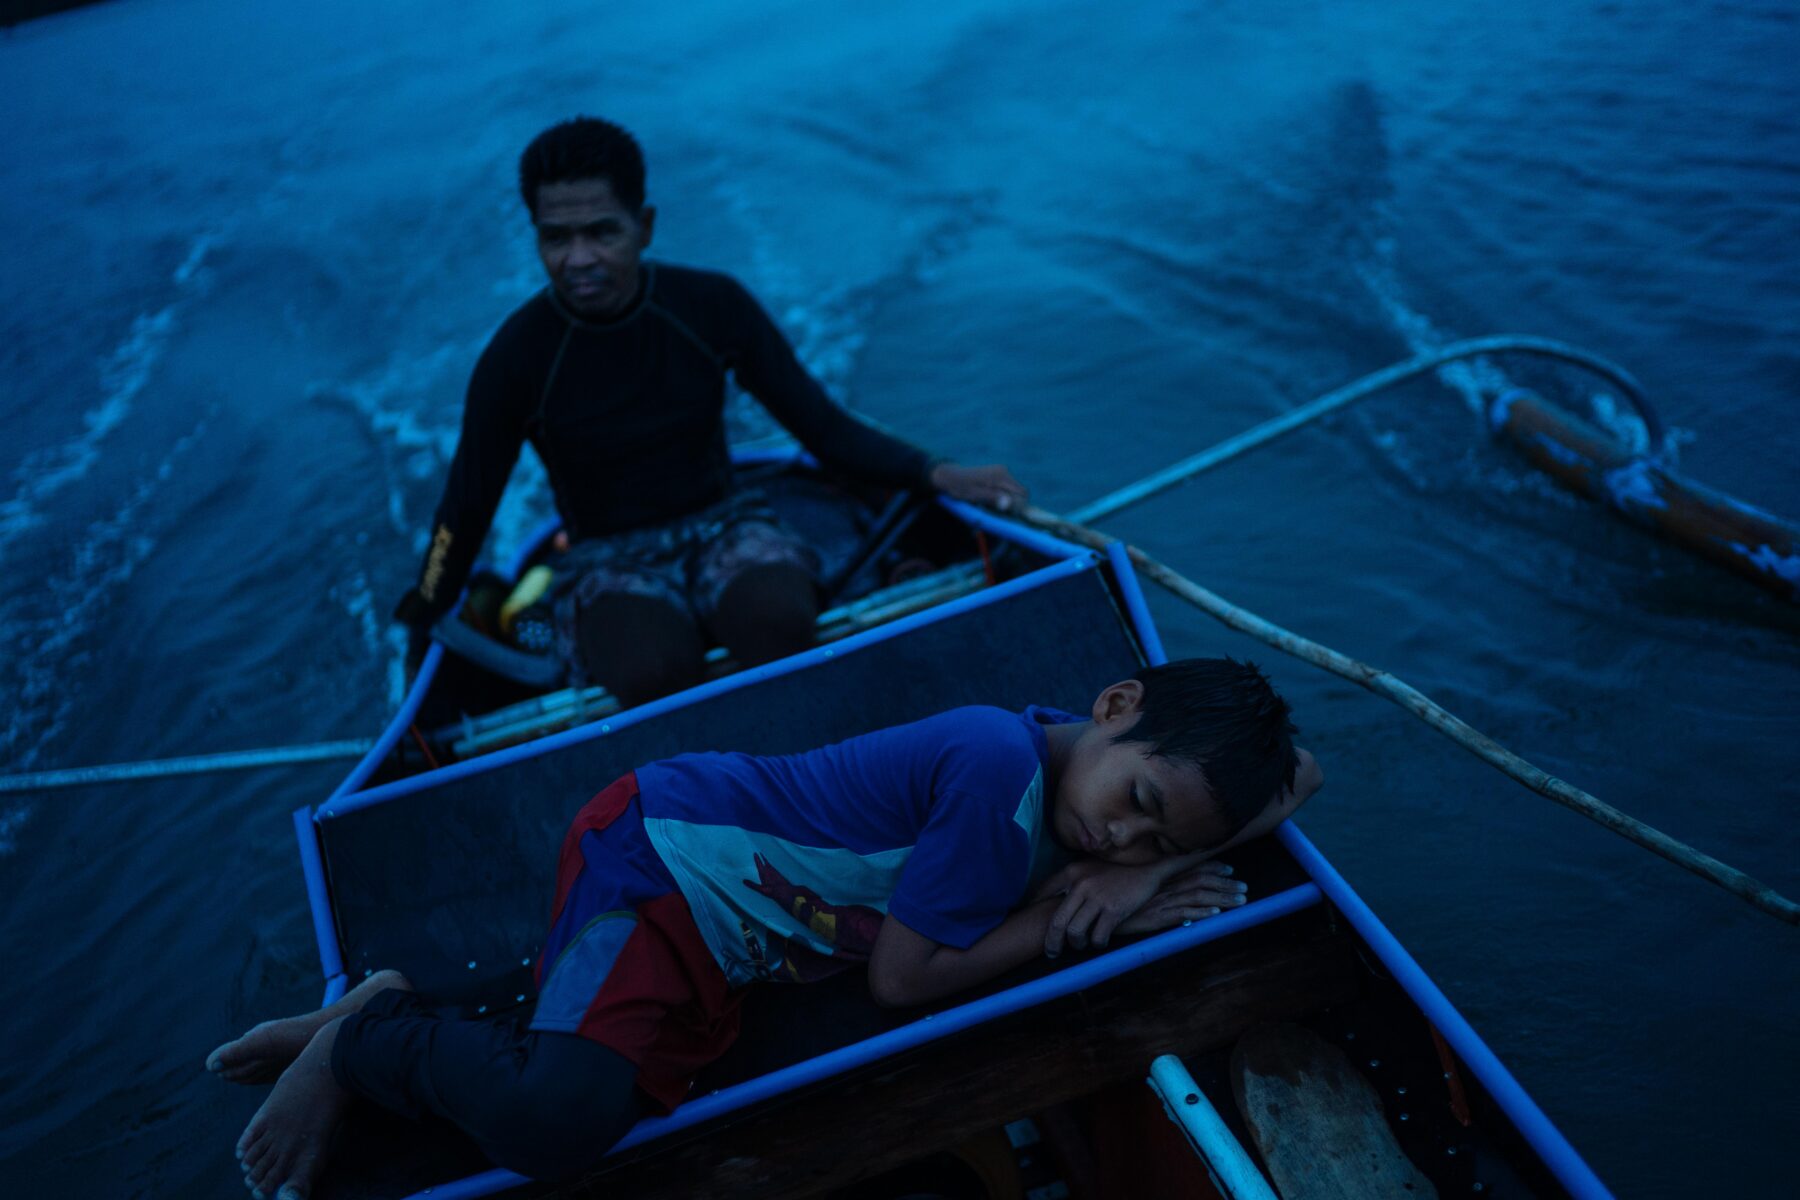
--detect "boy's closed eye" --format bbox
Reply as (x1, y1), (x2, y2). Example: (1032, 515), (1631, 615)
(1131, 783), (1186, 857)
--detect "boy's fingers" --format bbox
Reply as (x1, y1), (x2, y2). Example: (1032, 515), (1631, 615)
(1168, 861), (1233, 885)
(1091, 908), (1123, 948)
(1069, 893), (1106, 951)
(1045, 892), (1084, 955)
(1162, 884), (1247, 909)
(1064, 897), (1097, 950)
(1167, 874), (1249, 902)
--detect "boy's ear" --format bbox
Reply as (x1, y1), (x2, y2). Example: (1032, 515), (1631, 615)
(1092, 679), (1145, 726)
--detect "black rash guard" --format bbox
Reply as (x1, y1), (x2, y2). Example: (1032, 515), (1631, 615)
(395, 262), (935, 628)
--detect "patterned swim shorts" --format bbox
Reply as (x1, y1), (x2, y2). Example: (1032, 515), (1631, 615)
(550, 488), (819, 684)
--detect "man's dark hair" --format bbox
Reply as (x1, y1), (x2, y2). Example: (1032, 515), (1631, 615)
(518, 117), (647, 218)
(1113, 657), (1299, 837)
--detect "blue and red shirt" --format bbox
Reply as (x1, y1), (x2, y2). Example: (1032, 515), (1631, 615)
(637, 705), (1078, 987)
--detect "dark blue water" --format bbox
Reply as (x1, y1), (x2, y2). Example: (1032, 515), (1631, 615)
(3, 1), (1797, 1195)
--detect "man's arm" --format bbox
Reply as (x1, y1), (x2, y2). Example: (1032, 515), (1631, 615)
(721, 277), (1026, 507)
(392, 342), (528, 634)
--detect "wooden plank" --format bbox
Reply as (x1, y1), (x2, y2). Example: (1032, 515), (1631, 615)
(537, 932), (1361, 1200)
(1232, 1022), (1437, 1200)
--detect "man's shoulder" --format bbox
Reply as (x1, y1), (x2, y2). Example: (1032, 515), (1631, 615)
(648, 261), (761, 320)
(474, 289), (561, 363)
(462, 291), (561, 398)
(651, 261), (744, 295)
(489, 288), (559, 341)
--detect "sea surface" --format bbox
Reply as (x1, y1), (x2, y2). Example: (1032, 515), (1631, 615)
(2, 0), (1796, 1195)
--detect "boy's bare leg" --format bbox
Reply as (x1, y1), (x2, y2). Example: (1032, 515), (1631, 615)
(237, 1015), (352, 1200)
(208, 969), (412, 1084)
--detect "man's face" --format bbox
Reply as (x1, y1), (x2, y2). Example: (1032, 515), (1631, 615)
(533, 177), (655, 320)
(1051, 689), (1232, 867)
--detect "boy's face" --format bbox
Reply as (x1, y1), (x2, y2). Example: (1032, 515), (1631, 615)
(1051, 682), (1234, 866)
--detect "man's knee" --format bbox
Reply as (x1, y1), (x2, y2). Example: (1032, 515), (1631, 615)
(711, 563), (818, 666)
(576, 593), (705, 706)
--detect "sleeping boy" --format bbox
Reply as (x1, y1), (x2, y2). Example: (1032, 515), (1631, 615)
(209, 656), (1323, 1200)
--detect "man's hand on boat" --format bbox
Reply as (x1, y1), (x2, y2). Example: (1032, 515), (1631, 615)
(1037, 748), (1323, 955)
(929, 461), (1029, 514)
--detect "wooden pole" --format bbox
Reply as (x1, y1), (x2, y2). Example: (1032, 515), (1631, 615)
(1020, 504), (1800, 928)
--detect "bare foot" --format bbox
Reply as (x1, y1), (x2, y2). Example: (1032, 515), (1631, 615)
(209, 969), (409, 1085)
(237, 1016), (351, 1200)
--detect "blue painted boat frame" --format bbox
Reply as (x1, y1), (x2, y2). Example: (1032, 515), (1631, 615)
(1110, 563), (1611, 1199)
(292, 466), (1611, 1199)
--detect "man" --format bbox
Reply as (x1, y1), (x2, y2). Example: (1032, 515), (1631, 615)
(394, 116), (1026, 704)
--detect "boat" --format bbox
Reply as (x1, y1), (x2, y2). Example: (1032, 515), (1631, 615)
(293, 440), (1614, 1200)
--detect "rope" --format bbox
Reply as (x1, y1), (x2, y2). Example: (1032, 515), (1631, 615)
(1072, 335), (1658, 526)
(1017, 503), (1800, 928)
(0, 739), (378, 795)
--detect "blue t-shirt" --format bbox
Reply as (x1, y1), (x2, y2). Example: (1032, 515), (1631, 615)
(637, 705), (1079, 987)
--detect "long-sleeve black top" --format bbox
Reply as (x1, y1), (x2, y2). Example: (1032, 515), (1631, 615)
(395, 262), (935, 627)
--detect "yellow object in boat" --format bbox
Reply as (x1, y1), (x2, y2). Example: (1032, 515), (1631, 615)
(499, 565), (555, 635)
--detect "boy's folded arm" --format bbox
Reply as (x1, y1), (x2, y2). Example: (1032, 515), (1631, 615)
(1042, 857), (1242, 954)
(866, 903), (1061, 1008)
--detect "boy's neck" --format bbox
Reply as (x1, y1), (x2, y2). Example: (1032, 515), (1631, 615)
(1042, 718), (1087, 790)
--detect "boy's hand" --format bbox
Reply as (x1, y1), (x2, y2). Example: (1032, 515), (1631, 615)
(1114, 863), (1247, 937)
(1038, 859), (1245, 955)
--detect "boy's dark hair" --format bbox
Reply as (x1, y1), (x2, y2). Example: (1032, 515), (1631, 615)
(1112, 657), (1298, 837)
(518, 117), (647, 218)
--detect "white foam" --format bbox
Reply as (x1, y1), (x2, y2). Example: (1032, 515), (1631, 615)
(1355, 218), (1507, 413)
(1357, 206), (1664, 456)
(334, 569), (384, 657)
(0, 803), (28, 857)
(0, 416), (210, 811)
(314, 331), (554, 680)
(0, 233), (217, 569)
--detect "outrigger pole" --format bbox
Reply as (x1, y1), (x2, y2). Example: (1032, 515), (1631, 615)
(1019, 503), (1800, 927)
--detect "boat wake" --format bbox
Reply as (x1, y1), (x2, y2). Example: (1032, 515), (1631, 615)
(308, 324), (554, 690)
(0, 415), (211, 849)
(0, 235), (215, 572)
(0, 231), (225, 849)
(1354, 193), (1662, 460)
